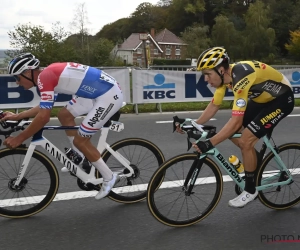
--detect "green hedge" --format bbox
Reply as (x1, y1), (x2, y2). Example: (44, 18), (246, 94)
(152, 59), (191, 65)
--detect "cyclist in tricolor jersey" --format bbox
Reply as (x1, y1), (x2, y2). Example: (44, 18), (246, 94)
(3, 53), (123, 200)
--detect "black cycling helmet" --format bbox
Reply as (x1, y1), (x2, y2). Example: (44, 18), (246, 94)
(7, 53), (40, 85)
(7, 53), (40, 75)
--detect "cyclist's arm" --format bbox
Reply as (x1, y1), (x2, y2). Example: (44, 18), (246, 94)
(1, 105), (40, 121)
(195, 101), (220, 124)
(16, 109), (51, 142)
(18, 105), (40, 119)
(196, 85), (226, 124)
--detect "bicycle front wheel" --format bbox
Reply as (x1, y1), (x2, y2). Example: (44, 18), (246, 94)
(101, 138), (165, 203)
(147, 154), (223, 227)
(0, 148), (59, 218)
(257, 143), (300, 209)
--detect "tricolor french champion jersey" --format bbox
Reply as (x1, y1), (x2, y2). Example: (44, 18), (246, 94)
(37, 62), (118, 109)
(212, 61), (292, 116)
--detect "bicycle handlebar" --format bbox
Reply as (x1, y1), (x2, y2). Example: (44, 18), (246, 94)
(0, 119), (30, 136)
(173, 116), (217, 151)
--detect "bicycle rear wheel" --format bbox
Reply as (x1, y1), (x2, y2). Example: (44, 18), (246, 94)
(257, 143), (300, 209)
(147, 153), (223, 227)
(0, 148), (59, 218)
(101, 138), (165, 203)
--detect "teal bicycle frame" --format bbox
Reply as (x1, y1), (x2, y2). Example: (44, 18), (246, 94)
(197, 132), (293, 192)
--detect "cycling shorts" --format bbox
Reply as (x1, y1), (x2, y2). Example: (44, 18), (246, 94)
(68, 84), (123, 138)
(242, 89), (294, 138)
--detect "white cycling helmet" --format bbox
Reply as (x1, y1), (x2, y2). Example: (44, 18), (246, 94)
(7, 53), (40, 75)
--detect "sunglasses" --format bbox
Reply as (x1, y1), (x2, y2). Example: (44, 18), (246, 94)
(13, 75), (21, 81)
(13, 73), (28, 82)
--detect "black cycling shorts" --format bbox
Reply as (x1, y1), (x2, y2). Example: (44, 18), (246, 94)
(242, 90), (294, 138)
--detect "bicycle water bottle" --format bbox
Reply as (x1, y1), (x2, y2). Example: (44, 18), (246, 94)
(0, 110), (9, 129)
(65, 148), (83, 165)
(229, 155), (244, 173)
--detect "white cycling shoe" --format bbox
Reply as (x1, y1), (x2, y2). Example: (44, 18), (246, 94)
(61, 167), (69, 172)
(228, 190), (258, 208)
(95, 173), (120, 200)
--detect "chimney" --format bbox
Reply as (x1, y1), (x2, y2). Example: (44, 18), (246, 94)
(151, 28), (155, 38)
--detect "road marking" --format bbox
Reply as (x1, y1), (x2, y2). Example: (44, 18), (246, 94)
(155, 114), (300, 124)
(156, 118), (216, 124)
(1, 169), (299, 207)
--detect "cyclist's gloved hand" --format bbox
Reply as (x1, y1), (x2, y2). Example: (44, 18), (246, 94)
(195, 140), (214, 153)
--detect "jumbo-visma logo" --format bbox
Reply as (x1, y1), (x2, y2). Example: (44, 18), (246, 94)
(143, 74), (175, 99)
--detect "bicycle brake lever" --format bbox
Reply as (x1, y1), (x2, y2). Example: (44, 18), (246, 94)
(173, 116), (186, 132)
(187, 130), (203, 151)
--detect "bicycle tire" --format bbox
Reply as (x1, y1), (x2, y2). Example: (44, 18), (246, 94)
(257, 143), (300, 209)
(147, 153), (223, 227)
(0, 148), (59, 218)
(100, 138), (165, 203)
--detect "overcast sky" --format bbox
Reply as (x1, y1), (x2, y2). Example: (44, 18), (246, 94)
(0, 0), (159, 49)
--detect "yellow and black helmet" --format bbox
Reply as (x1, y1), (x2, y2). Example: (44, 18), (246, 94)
(196, 47), (230, 71)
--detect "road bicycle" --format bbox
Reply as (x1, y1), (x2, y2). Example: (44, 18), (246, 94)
(0, 118), (165, 219)
(147, 116), (300, 227)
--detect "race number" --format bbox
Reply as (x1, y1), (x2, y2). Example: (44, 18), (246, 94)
(109, 121), (124, 132)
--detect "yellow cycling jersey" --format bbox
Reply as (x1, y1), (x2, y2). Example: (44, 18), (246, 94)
(212, 60), (292, 116)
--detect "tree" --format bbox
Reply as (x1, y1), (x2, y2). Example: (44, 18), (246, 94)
(89, 38), (115, 66)
(242, 0), (276, 60)
(285, 29), (300, 59)
(211, 15), (240, 61)
(180, 24), (211, 58)
(267, 0), (295, 55)
(128, 3), (156, 32)
(96, 18), (131, 44)
(70, 2), (91, 63)
(7, 22), (76, 65)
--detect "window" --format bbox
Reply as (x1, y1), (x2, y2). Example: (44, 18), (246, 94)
(137, 48), (142, 54)
(175, 49), (181, 55)
(165, 48), (171, 55)
(154, 49), (158, 55)
(166, 56), (170, 59)
(176, 56), (181, 59)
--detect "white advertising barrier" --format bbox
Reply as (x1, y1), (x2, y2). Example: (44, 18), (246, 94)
(0, 68), (130, 109)
(132, 68), (300, 104)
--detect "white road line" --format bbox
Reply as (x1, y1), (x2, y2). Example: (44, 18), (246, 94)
(155, 114), (300, 124)
(1, 169), (299, 207)
(156, 118), (216, 124)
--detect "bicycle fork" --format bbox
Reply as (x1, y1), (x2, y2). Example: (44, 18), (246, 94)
(13, 144), (35, 187)
(183, 155), (205, 195)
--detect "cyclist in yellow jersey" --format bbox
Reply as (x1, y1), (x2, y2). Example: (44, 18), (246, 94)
(177, 47), (294, 208)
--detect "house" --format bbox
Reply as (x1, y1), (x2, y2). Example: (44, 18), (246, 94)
(111, 28), (187, 67)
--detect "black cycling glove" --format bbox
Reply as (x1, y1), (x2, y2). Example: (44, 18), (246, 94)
(196, 140), (214, 153)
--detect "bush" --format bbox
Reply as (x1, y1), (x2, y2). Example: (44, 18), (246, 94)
(152, 59), (191, 65)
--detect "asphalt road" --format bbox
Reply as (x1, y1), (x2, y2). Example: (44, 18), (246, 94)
(1, 108), (300, 250)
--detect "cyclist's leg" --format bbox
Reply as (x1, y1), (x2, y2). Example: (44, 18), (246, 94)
(58, 96), (94, 150)
(229, 91), (295, 207)
(58, 96), (94, 172)
(74, 84), (123, 199)
(230, 100), (262, 148)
